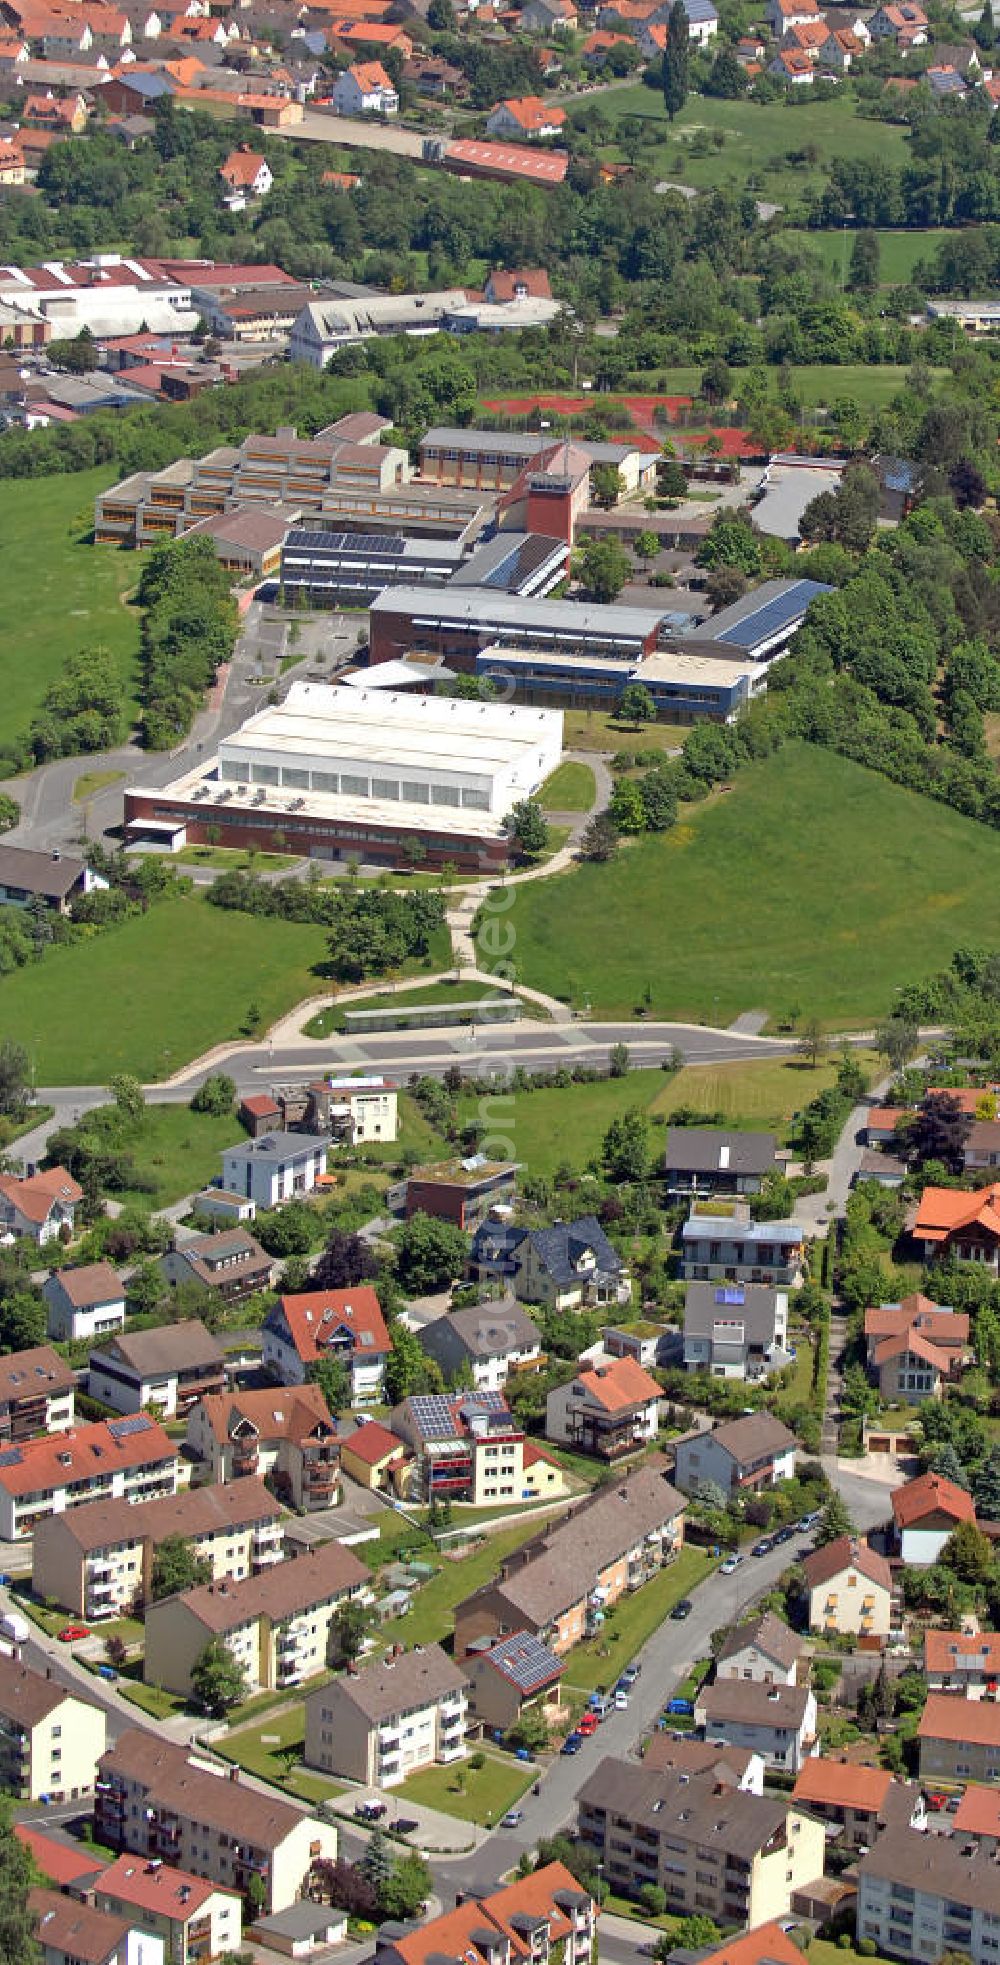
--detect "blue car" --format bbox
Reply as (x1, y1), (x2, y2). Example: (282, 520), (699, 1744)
(665, 1697), (694, 1717)
(561, 1732), (584, 1755)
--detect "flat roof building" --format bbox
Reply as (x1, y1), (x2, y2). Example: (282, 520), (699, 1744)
(370, 582), (670, 668)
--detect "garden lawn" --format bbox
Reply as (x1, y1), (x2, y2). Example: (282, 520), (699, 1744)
(219, 1706), (346, 1806)
(395, 1753), (534, 1826)
(112, 1103), (252, 1207)
(455, 1067), (677, 1180)
(563, 710), (687, 755)
(560, 1548), (716, 1695)
(483, 743), (1000, 1027)
(0, 892), (331, 1083)
(539, 762), (596, 812)
(0, 467), (141, 762)
(379, 1516), (568, 1647)
(654, 1052), (879, 1133)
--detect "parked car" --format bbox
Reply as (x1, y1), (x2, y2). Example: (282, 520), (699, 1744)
(774, 1525), (795, 1545)
(751, 1539), (772, 1557)
(578, 1712), (599, 1736)
(354, 1801), (387, 1822)
(665, 1697), (694, 1717)
(395, 1818), (419, 1835)
(720, 1554), (743, 1575)
(925, 1792), (950, 1812)
(561, 1732), (584, 1755)
(614, 1691), (629, 1711)
(501, 1809), (524, 1827)
(670, 1599), (693, 1620)
(57, 1626), (90, 1643)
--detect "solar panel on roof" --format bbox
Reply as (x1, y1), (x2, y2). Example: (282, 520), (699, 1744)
(409, 1394), (459, 1440)
(0, 1447), (22, 1468)
(108, 1414), (152, 1440)
(716, 1287), (746, 1306)
(286, 527), (405, 557)
(494, 1634), (559, 1691)
(714, 580), (829, 650)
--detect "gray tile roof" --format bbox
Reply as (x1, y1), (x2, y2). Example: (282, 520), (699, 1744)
(576, 1758), (788, 1861)
(683, 1281), (783, 1346)
(527, 1216), (624, 1290)
(665, 1129), (777, 1176)
(314, 1642), (467, 1722)
(717, 1610), (803, 1671)
(93, 1318), (224, 1380)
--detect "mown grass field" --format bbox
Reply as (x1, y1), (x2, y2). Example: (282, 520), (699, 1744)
(0, 467), (141, 762)
(396, 1752), (535, 1825)
(539, 761), (596, 812)
(111, 1103), (250, 1207)
(784, 226), (955, 287)
(0, 893), (332, 1083)
(481, 743), (1000, 1027)
(581, 87), (911, 203)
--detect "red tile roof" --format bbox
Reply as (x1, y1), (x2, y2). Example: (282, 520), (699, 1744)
(891, 1470), (976, 1530)
(918, 1691), (1000, 1746)
(953, 1784), (1000, 1836)
(196, 1382), (334, 1448)
(347, 56), (393, 88)
(0, 1165), (82, 1225)
(687, 1927), (803, 1965)
(220, 146), (267, 187)
(16, 1826), (106, 1887)
(487, 267), (552, 301)
(342, 1419), (405, 1466)
(275, 1286), (391, 1364)
(493, 93), (566, 131)
(0, 1413), (175, 1498)
(925, 1629), (1000, 1675)
(800, 1535), (892, 1593)
(913, 1183), (1000, 1243)
(97, 1855), (232, 1920)
(792, 1758), (892, 1814)
(573, 1356), (661, 1412)
(240, 1093), (280, 1118)
(445, 138), (569, 184)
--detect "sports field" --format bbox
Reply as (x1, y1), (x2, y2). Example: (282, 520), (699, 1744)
(479, 743), (1000, 1027)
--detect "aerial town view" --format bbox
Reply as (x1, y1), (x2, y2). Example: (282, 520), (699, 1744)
(7, 2), (1000, 1962)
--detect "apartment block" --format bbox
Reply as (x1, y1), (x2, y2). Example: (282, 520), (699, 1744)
(304, 1643), (469, 1786)
(32, 1479), (285, 1621)
(186, 1385), (339, 1512)
(0, 1345), (74, 1442)
(576, 1760), (824, 1924)
(857, 1823), (1000, 1965)
(0, 1413), (178, 1541)
(0, 1654), (106, 1802)
(95, 1730), (338, 1915)
(454, 1462), (686, 1658)
(143, 1539), (371, 1696)
(95, 1855), (242, 1965)
(918, 1692), (1000, 1784)
(390, 1390), (528, 1506)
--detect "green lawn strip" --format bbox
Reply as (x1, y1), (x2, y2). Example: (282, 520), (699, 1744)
(395, 1752), (534, 1826)
(0, 891), (331, 1083)
(483, 742), (1000, 1027)
(176, 846), (301, 872)
(0, 467), (141, 762)
(304, 980), (524, 1037)
(560, 1548), (717, 1696)
(379, 1516), (566, 1647)
(217, 1702), (344, 1805)
(117, 1674), (186, 1721)
(561, 710), (687, 756)
(106, 1104), (247, 1208)
(10, 1593), (67, 1638)
(74, 769), (126, 803)
(775, 1338), (816, 1420)
(539, 762), (597, 813)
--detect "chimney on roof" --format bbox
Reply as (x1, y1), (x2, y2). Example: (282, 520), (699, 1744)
(229, 1765), (239, 1782)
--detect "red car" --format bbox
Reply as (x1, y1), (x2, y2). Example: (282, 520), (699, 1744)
(578, 1712), (599, 1736)
(57, 1625), (90, 1643)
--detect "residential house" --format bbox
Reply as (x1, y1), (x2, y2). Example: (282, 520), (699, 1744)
(418, 1299), (544, 1394)
(0, 1344), (74, 1442)
(95, 1858), (242, 1965)
(220, 1133), (329, 1209)
(339, 1418), (409, 1491)
(768, 48), (816, 79)
(303, 1642), (468, 1785)
(642, 1731), (764, 1791)
(602, 1323), (668, 1368)
(30, 1890), (152, 1965)
(94, 1729), (338, 1915)
(87, 1320), (225, 1419)
(925, 1628), (1000, 1692)
(32, 1479), (285, 1620)
(694, 1679), (818, 1773)
(790, 1762), (921, 1851)
(953, 1786), (1000, 1846)
(963, 1119), (1000, 1171)
(454, 1462), (686, 1658)
(577, 1761), (825, 1917)
(186, 1384), (340, 1512)
(864, 1294), (969, 1402)
(485, 95), (566, 139)
(330, 58), (397, 111)
(401, 1158), (518, 1231)
(918, 1692), (1000, 1783)
(765, 0), (818, 29)
(0, 135), (24, 183)
(159, 1228), (274, 1306)
(262, 1286), (392, 1405)
(217, 143), (271, 205)
(664, 1129), (777, 1199)
(864, 1105), (912, 1148)
(854, 1149), (907, 1191)
(391, 1390), (536, 1507)
(0, 1654), (105, 1801)
(891, 1468), (976, 1564)
(21, 89), (90, 128)
(0, 1412), (177, 1541)
(43, 1262), (125, 1341)
(800, 1535), (894, 1638)
(238, 1092), (281, 1137)
(871, 453), (919, 521)
(680, 1202), (805, 1286)
(783, 17), (830, 51)
(143, 1538), (371, 1695)
(192, 1189), (257, 1227)
(672, 1412), (797, 1498)
(581, 27), (633, 58)
(371, 1864), (595, 1965)
(715, 1610), (804, 1686)
(484, 268), (553, 303)
(867, 0), (928, 42)
(2, 1167), (83, 1248)
(544, 1356), (660, 1461)
(857, 1823), (1000, 1965)
(682, 1281), (790, 1380)
(511, 1216), (631, 1312)
(521, 0), (577, 29)
(663, 1930), (806, 1965)
(301, 1074), (398, 1146)
(463, 1628), (564, 1735)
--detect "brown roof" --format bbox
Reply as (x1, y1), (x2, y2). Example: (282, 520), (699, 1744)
(30, 1888), (131, 1965)
(697, 1679), (812, 1730)
(1, 1166), (84, 1227)
(41, 1476), (283, 1554)
(49, 1260), (122, 1307)
(918, 1692), (1000, 1747)
(641, 1734), (756, 1783)
(577, 1758), (790, 1861)
(188, 509), (291, 553)
(464, 1464), (684, 1630)
(239, 1093), (281, 1117)
(0, 1653), (98, 1728)
(164, 1537), (369, 1633)
(891, 1470), (976, 1529)
(94, 1318), (224, 1380)
(194, 1382), (334, 1448)
(792, 1758), (893, 1814)
(318, 1642), (467, 1722)
(859, 1822), (1000, 1913)
(174, 1229), (272, 1291)
(701, 1411), (798, 1466)
(801, 1535), (892, 1594)
(100, 1729), (314, 1850)
(0, 1343), (74, 1404)
(0, 844), (89, 900)
(718, 1610), (803, 1672)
